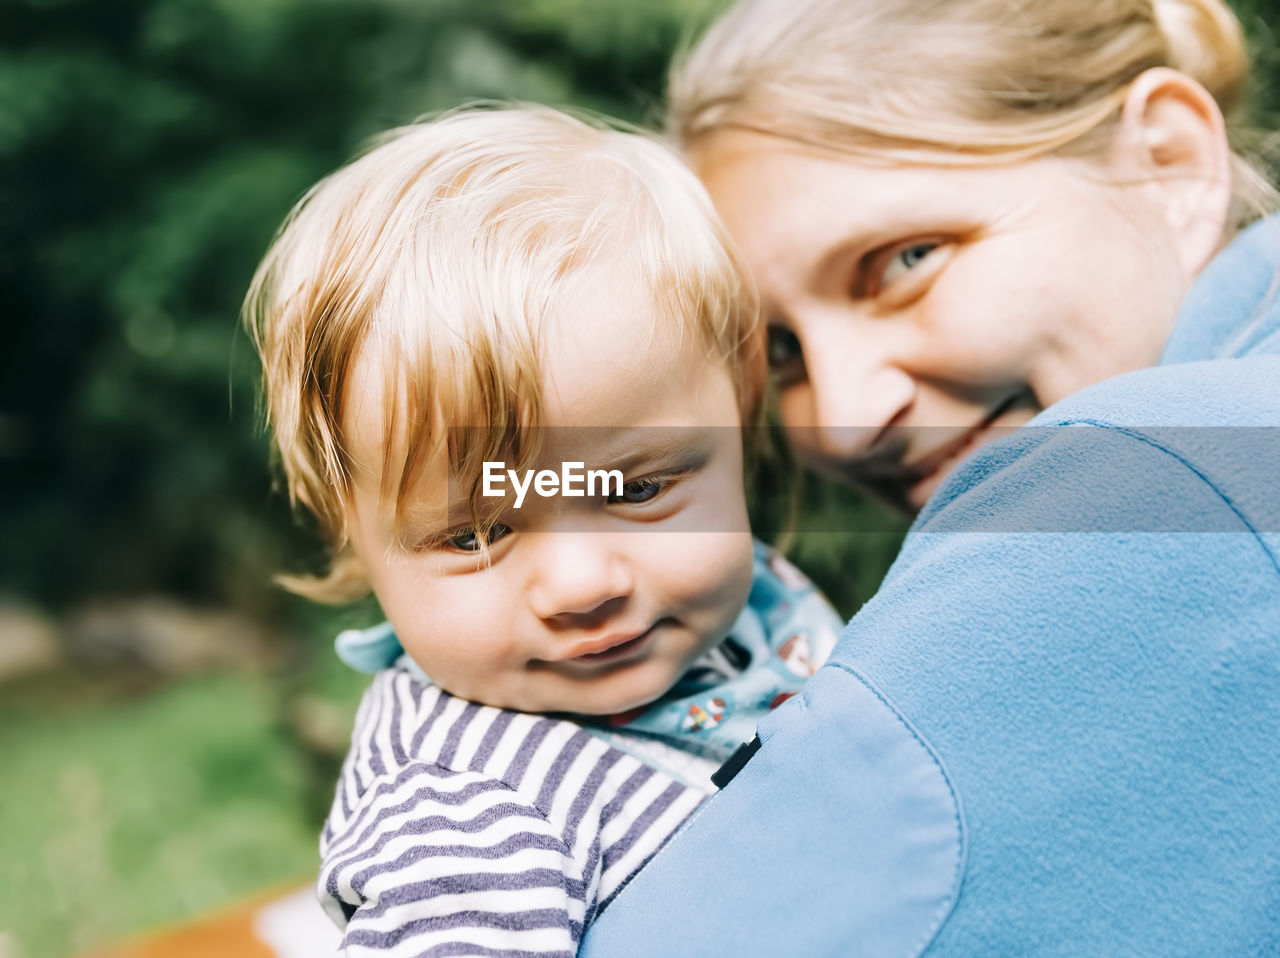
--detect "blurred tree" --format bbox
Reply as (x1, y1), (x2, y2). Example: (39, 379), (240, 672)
(0, 0), (703, 615)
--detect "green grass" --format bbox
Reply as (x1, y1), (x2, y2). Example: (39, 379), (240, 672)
(0, 667), (355, 958)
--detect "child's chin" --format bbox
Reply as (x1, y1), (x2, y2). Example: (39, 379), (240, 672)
(567, 668), (676, 717)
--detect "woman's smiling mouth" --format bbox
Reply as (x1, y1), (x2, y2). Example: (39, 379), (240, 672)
(900, 393), (1034, 508)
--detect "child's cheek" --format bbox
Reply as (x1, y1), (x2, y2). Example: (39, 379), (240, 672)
(678, 531), (755, 623)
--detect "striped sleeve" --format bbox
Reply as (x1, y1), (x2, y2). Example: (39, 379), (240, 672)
(318, 670), (707, 954)
(321, 760), (581, 957)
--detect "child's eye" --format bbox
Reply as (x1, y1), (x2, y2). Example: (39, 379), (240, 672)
(445, 523), (512, 552)
(610, 476), (670, 504)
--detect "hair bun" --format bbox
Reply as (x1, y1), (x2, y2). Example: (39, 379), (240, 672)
(1153, 0), (1248, 114)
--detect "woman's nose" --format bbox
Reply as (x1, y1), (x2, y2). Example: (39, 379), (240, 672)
(786, 332), (916, 462)
(526, 534), (635, 623)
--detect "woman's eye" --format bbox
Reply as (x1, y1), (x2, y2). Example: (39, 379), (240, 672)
(878, 242), (939, 289)
(445, 523), (511, 552)
(766, 325), (803, 371)
(611, 477), (666, 504)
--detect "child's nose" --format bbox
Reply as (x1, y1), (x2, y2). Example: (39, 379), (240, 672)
(527, 534), (634, 622)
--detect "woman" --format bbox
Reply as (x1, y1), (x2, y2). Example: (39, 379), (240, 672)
(581, 0), (1280, 954)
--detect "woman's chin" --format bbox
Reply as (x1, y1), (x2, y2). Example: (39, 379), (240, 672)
(905, 470), (947, 512)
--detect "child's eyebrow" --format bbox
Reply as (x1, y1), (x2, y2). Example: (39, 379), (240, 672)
(580, 427), (717, 475)
(395, 501), (508, 548)
(394, 494), (497, 541)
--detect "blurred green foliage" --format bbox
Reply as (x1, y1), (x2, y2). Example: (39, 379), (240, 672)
(0, 0), (716, 616)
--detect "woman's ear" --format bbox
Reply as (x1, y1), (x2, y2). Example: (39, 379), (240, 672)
(1109, 67), (1232, 276)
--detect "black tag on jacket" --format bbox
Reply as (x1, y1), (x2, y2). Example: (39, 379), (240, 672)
(711, 734), (762, 789)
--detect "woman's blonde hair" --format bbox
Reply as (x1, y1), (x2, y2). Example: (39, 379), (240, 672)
(244, 104), (761, 602)
(669, 0), (1277, 224)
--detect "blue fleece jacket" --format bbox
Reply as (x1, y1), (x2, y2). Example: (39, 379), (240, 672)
(580, 219), (1280, 957)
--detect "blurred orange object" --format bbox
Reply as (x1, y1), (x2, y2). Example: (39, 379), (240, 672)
(80, 884), (340, 958)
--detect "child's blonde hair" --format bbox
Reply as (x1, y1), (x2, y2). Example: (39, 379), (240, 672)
(244, 105), (761, 602)
(669, 0), (1277, 225)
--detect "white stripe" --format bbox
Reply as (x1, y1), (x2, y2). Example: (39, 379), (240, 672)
(599, 787), (702, 900)
(391, 671), (423, 758)
(569, 751), (644, 848)
(411, 691), (468, 760)
(354, 920), (574, 957)
(506, 718), (578, 793)
(478, 708), (533, 779)
(598, 768), (671, 850)
(452, 700), (500, 769)
(539, 734), (609, 826)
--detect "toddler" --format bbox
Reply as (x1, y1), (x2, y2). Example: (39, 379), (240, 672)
(244, 105), (842, 956)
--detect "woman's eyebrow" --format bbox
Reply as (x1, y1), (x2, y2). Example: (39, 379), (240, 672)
(809, 215), (910, 285)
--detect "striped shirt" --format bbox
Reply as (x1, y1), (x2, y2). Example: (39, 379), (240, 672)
(319, 670), (712, 957)
(319, 544), (842, 956)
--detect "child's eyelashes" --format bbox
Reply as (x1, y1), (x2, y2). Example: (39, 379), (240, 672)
(405, 471), (692, 555)
(405, 522), (512, 555)
(608, 471), (688, 506)
(444, 523), (512, 553)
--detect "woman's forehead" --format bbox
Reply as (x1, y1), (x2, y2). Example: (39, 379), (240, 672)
(691, 130), (1011, 288)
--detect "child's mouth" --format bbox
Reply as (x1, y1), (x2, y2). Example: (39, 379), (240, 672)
(568, 620), (668, 664)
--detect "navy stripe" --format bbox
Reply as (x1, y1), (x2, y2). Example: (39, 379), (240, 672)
(438, 700), (481, 767)
(420, 946), (571, 958)
(502, 717), (556, 786)
(563, 749), (622, 839)
(356, 868), (586, 920)
(470, 707), (515, 770)
(387, 672), (411, 768)
(346, 684), (379, 793)
(350, 830), (573, 879)
(417, 945), (570, 958)
(365, 678), (390, 778)
(598, 764), (654, 826)
(534, 728), (590, 812)
(410, 686), (450, 755)
(601, 779), (683, 873)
